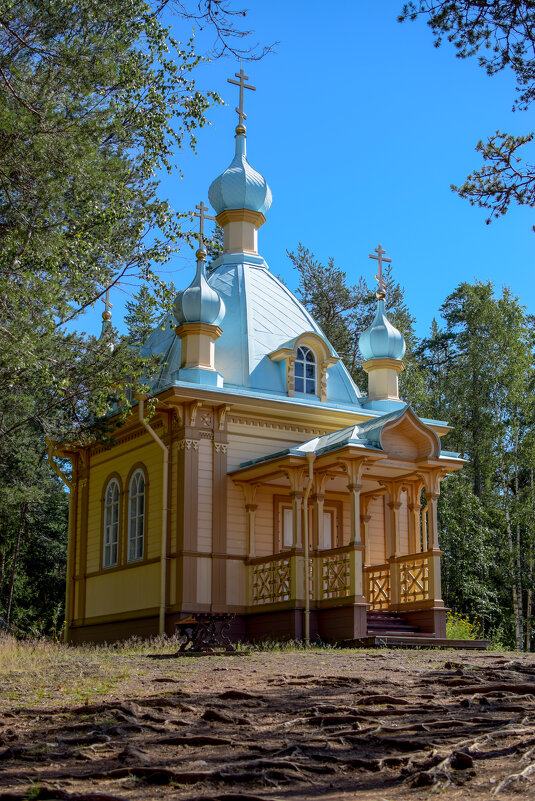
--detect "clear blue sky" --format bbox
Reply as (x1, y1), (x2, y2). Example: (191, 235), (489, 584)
(87, 1), (535, 339)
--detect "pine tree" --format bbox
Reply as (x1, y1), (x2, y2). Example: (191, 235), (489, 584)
(125, 285), (161, 347)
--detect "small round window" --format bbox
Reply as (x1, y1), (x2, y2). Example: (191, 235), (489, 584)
(295, 346), (316, 395)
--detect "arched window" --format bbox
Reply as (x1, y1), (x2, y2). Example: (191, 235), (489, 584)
(294, 346), (316, 395)
(103, 479), (120, 568)
(127, 469), (145, 562)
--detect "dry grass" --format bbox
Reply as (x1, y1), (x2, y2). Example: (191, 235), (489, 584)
(0, 632), (181, 706)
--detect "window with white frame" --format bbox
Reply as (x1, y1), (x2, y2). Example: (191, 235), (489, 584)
(103, 479), (120, 568)
(128, 469), (145, 562)
(294, 346), (316, 395)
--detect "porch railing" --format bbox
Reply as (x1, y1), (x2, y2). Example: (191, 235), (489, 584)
(399, 554), (430, 604)
(364, 553), (432, 609)
(249, 553), (292, 606)
(316, 549), (351, 600)
(249, 546), (358, 608)
(248, 549), (433, 610)
(364, 563), (390, 610)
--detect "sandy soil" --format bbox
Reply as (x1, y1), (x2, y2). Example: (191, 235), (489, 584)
(1, 645), (535, 800)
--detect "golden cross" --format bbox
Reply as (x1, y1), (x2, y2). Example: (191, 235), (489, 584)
(194, 200), (215, 249)
(368, 244), (391, 296)
(101, 287), (113, 317)
(228, 68), (256, 129)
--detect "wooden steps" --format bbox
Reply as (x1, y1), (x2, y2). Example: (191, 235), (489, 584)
(366, 610), (420, 637)
(344, 610), (490, 649)
(346, 635), (490, 650)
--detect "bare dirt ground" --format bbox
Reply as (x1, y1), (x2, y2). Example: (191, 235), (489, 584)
(1, 639), (535, 800)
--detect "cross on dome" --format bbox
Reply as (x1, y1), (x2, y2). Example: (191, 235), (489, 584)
(194, 200), (215, 253)
(101, 287), (113, 321)
(228, 68), (256, 132)
(368, 244), (391, 298)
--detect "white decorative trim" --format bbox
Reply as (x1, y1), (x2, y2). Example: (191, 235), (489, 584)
(228, 415), (322, 435)
(176, 438), (199, 451)
(214, 442), (228, 454)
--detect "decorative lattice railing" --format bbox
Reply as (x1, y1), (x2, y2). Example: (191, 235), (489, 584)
(364, 564), (390, 610)
(250, 557), (291, 606)
(248, 550), (432, 610)
(318, 551), (351, 600)
(399, 555), (429, 604)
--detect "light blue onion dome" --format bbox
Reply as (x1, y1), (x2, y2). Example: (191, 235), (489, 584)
(208, 132), (272, 216)
(359, 299), (406, 361)
(174, 249), (225, 327)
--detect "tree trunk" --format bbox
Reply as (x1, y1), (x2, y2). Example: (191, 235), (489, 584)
(500, 460), (523, 650)
(527, 467), (535, 652)
(0, 548), (6, 607)
(5, 502), (28, 628)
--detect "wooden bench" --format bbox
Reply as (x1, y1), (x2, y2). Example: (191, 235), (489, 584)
(175, 612), (236, 654)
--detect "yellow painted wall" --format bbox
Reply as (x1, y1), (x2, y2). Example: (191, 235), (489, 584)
(85, 561), (160, 618)
(86, 432), (164, 574)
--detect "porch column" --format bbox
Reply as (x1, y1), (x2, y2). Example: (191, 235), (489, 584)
(291, 491), (303, 548)
(312, 492), (325, 550)
(388, 498), (402, 558)
(408, 481), (424, 554)
(361, 513), (371, 565)
(246, 504), (258, 558)
(234, 481), (260, 558)
(348, 482), (363, 546)
(424, 470), (445, 604)
(387, 497), (402, 606)
(427, 492), (440, 551)
(342, 459), (366, 599)
(408, 501), (422, 553)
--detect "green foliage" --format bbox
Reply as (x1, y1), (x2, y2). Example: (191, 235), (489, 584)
(0, 0), (253, 634)
(0, 0), (223, 450)
(206, 224), (224, 273)
(419, 281), (535, 648)
(446, 611), (482, 640)
(438, 473), (499, 621)
(125, 285), (162, 347)
(399, 2), (535, 227)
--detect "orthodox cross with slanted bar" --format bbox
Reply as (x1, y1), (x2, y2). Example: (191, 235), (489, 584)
(101, 286), (113, 320)
(228, 68), (256, 129)
(368, 244), (391, 297)
(194, 200), (215, 251)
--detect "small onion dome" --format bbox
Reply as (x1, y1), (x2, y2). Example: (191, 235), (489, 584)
(208, 132), (272, 216)
(359, 300), (406, 361)
(174, 249), (225, 327)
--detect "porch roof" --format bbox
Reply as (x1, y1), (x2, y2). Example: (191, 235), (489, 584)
(231, 405), (463, 480)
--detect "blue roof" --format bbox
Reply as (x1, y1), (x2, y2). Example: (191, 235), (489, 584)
(143, 253), (363, 406)
(174, 252), (225, 326)
(208, 133), (272, 216)
(359, 299), (406, 361)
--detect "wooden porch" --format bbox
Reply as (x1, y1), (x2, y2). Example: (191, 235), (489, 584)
(230, 407), (465, 642)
